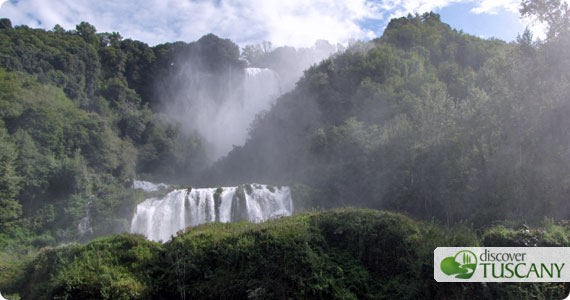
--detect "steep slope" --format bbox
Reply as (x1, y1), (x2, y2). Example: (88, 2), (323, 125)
(209, 12), (570, 225)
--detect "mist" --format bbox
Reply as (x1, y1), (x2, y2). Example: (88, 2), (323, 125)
(204, 10), (570, 226)
(158, 62), (281, 160)
(152, 36), (340, 162)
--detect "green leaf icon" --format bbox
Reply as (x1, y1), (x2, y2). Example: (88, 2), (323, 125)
(440, 250), (477, 279)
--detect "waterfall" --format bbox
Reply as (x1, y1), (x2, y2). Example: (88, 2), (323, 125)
(130, 184), (293, 242)
(209, 67), (281, 158)
(133, 179), (170, 192)
(77, 197), (93, 236)
(165, 66), (282, 160)
(242, 67), (281, 116)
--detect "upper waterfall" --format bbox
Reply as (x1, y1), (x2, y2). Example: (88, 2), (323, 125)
(130, 184), (293, 242)
(133, 180), (170, 192)
(210, 67), (281, 157)
(166, 66), (282, 160)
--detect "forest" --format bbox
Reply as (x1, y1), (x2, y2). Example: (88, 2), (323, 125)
(1, 0), (570, 298)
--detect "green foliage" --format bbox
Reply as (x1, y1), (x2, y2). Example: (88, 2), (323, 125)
(75, 22), (99, 47)
(149, 34), (245, 113)
(9, 209), (570, 299)
(521, 0), (570, 39)
(0, 251), (30, 298)
(0, 126), (22, 223)
(289, 184), (326, 211)
(19, 234), (161, 300)
(214, 9), (570, 227)
(482, 220), (570, 247)
(0, 20), (224, 250)
(0, 18), (12, 30)
(214, 187), (223, 222)
(231, 185), (248, 222)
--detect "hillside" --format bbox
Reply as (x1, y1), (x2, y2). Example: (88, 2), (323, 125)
(0, 21), (235, 246)
(0, 19), (338, 248)
(2, 209), (569, 299)
(210, 12), (570, 226)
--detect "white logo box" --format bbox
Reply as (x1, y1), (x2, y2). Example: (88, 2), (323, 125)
(434, 247), (570, 282)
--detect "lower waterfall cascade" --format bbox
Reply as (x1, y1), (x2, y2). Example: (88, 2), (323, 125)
(130, 184), (293, 242)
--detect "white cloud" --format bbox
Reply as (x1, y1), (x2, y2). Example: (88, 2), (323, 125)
(380, 0), (469, 19)
(470, 0), (519, 14)
(0, 0), (536, 46)
(0, 0), (386, 47)
(380, 0), (523, 17)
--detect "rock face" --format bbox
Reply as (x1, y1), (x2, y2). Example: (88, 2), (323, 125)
(130, 184), (293, 242)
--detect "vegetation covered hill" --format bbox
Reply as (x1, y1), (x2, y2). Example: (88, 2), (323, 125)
(210, 9), (570, 226)
(2, 209), (569, 299)
(0, 19), (248, 246)
(0, 18), (341, 249)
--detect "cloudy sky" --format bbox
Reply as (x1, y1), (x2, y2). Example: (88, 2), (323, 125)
(0, 0), (537, 47)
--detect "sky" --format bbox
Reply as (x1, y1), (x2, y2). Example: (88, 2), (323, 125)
(0, 0), (540, 47)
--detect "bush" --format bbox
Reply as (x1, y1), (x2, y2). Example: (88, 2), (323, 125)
(8, 209), (570, 299)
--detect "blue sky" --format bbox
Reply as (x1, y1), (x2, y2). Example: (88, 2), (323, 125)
(0, 0), (535, 47)
(438, 2), (526, 41)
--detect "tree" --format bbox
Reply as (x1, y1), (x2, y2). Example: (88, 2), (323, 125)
(521, 0), (570, 39)
(241, 44), (263, 64)
(0, 126), (22, 223)
(52, 24), (66, 34)
(75, 21), (99, 46)
(0, 18), (12, 30)
(261, 40), (272, 53)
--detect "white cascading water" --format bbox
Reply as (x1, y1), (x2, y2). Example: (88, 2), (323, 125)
(208, 67), (281, 158)
(133, 179), (170, 192)
(77, 198), (93, 236)
(131, 184), (293, 242)
(187, 67), (280, 160)
(242, 68), (281, 115)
